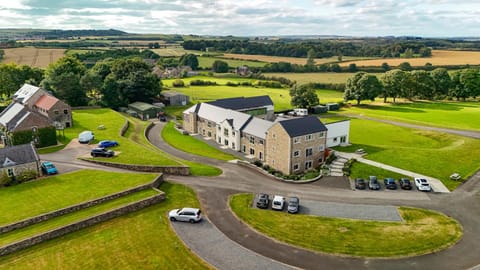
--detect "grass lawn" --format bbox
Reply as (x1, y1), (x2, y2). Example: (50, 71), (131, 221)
(162, 75), (257, 87)
(341, 101), (480, 131)
(230, 194), (462, 258)
(0, 170), (157, 226)
(349, 162), (409, 180)
(0, 182), (212, 270)
(0, 189), (158, 247)
(336, 118), (480, 190)
(162, 122), (237, 161)
(198, 56), (266, 69)
(265, 72), (383, 85)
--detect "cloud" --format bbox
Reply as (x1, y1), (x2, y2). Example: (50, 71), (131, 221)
(0, 0), (478, 36)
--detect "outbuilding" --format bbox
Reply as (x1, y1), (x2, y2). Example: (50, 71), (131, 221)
(162, 91), (190, 106)
(127, 102), (163, 120)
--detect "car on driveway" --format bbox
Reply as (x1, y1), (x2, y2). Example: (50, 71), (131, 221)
(368, 176), (380, 190)
(91, 147), (115, 157)
(98, 140), (119, 148)
(355, 178), (366, 190)
(399, 178), (413, 190)
(414, 178), (432, 192)
(383, 178), (397, 190)
(272, 195), (285, 211)
(78, 131), (94, 144)
(287, 196), (300, 214)
(169, 207), (202, 223)
(41, 161), (58, 175)
(256, 193), (270, 209)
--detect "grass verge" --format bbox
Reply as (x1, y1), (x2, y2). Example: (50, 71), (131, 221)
(0, 182), (212, 269)
(162, 122), (237, 161)
(230, 194), (462, 258)
(349, 162), (409, 180)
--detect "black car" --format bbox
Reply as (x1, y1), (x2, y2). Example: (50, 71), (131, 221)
(256, 193), (270, 209)
(355, 178), (366, 190)
(384, 178), (398, 190)
(368, 176), (380, 190)
(399, 178), (413, 190)
(159, 115), (167, 122)
(91, 147), (115, 157)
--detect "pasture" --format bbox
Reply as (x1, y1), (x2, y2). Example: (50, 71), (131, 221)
(340, 50), (480, 67)
(230, 194), (462, 257)
(1, 47), (65, 68)
(198, 56), (266, 68)
(265, 72), (383, 84)
(338, 118), (480, 190)
(221, 53), (374, 65)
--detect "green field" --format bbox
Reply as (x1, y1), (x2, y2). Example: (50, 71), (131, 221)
(0, 170), (156, 226)
(264, 72), (384, 84)
(0, 182), (211, 270)
(337, 118), (480, 190)
(349, 162), (409, 180)
(230, 194), (462, 257)
(342, 101), (480, 131)
(162, 122), (238, 161)
(162, 75), (256, 87)
(198, 56), (266, 69)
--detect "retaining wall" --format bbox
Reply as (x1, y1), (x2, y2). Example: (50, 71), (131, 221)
(237, 160), (322, 184)
(119, 120), (129, 137)
(0, 175), (164, 234)
(79, 158), (190, 175)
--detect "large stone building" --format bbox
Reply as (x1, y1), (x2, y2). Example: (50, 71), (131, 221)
(183, 96), (338, 175)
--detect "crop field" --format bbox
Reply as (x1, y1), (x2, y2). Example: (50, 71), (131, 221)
(264, 72), (384, 84)
(162, 76), (256, 87)
(341, 101), (480, 131)
(1, 47), (65, 68)
(221, 53), (373, 65)
(340, 50), (480, 67)
(198, 56), (266, 68)
(338, 118), (480, 190)
(151, 46), (200, 57)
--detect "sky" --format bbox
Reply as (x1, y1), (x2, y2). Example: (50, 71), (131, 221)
(0, 0), (479, 37)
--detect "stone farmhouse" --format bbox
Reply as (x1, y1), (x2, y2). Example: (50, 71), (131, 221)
(0, 143), (40, 182)
(183, 96), (350, 175)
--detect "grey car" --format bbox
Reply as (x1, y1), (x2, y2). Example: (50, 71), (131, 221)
(287, 196), (300, 214)
(368, 176), (380, 190)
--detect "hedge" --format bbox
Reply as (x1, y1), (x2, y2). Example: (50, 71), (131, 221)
(11, 126), (57, 148)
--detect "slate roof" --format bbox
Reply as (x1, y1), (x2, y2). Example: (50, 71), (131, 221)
(0, 143), (39, 168)
(207, 96), (273, 111)
(195, 103), (252, 130)
(34, 95), (59, 110)
(128, 102), (162, 111)
(12, 84), (41, 104)
(241, 117), (274, 139)
(0, 103), (31, 131)
(162, 91), (187, 98)
(277, 116), (327, 137)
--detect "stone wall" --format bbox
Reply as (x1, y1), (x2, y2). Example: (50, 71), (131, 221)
(79, 159), (190, 175)
(119, 120), (129, 137)
(0, 192), (165, 257)
(0, 175), (164, 234)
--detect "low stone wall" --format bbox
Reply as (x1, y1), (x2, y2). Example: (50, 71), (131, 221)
(0, 175), (164, 234)
(119, 120), (129, 137)
(0, 192), (165, 257)
(79, 158), (190, 175)
(237, 160), (322, 184)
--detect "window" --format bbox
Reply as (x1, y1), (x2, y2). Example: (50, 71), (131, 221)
(232, 142), (235, 149)
(54, 110), (60, 115)
(207, 122), (211, 127)
(63, 109), (68, 115)
(341, 136), (347, 143)
(7, 168), (14, 177)
(207, 131), (211, 137)
(293, 137), (300, 144)
(272, 134), (276, 138)
(242, 145), (246, 152)
(202, 129), (205, 135)
(333, 137), (338, 143)
(259, 139), (264, 145)
(293, 164), (299, 171)
(250, 148), (255, 155)
(293, 150), (300, 157)
(305, 148), (313, 157)
(218, 137), (221, 143)
(224, 139), (229, 146)
(218, 126), (221, 131)
(319, 157), (324, 163)
(224, 129), (229, 136)
(305, 134), (313, 141)
(319, 145), (325, 151)
(249, 136), (255, 144)
(259, 152), (263, 160)
(319, 131), (325, 138)
(232, 131), (236, 136)
(305, 161), (313, 170)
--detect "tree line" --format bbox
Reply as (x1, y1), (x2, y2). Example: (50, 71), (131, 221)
(182, 39), (432, 58)
(344, 68), (480, 104)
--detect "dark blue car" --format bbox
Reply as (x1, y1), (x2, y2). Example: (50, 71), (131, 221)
(98, 140), (119, 148)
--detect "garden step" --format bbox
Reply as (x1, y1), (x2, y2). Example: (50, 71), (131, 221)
(332, 161), (345, 165)
(335, 158), (349, 163)
(330, 164), (344, 169)
(330, 172), (344, 177)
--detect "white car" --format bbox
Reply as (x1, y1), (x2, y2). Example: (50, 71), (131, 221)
(78, 130), (94, 144)
(414, 178), (432, 192)
(169, 207), (202, 223)
(271, 195), (285, 211)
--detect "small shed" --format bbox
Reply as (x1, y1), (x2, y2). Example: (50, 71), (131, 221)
(326, 103), (340, 111)
(162, 91), (190, 106)
(312, 105), (328, 114)
(128, 102), (163, 120)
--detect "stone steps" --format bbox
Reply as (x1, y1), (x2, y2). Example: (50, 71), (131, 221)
(328, 156), (350, 177)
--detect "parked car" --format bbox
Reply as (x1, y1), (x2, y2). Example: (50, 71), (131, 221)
(98, 140), (119, 148)
(399, 178), (413, 190)
(159, 115), (167, 122)
(368, 176), (380, 190)
(78, 131), (94, 144)
(168, 207), (202, 223)
(287, 196), (300, 214)
(272, 195), (285, 210)
(256, 193), (270, 209)
(90, 147), (115, 157)
(383, 178), (397, 190)
(41, 161), (58, 175)
(414, 178), (432, 192)
(355, 178), (366, 190)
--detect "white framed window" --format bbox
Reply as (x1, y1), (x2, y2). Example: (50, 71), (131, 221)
(293, 150), (300, 157)
(7, 168), (14, 177)
(319, 145), (325, 151)
(249, 136), (255, 144)
(242, 145), (246, 152)
(319, 131), (325, 138)
(305, 161), (313, 170)
(305, 134), (313, 141)
(259, 139), (264, 145)
(250, 148), (255, 155)
(232, 131), (236, 136)
(293, 137), (300, 144)
(293, 164), (299, 171)
(333, 137), (338, 143)
(207, 122), (211, 127)
(305, 148), (313, 157)
(259, 152), (263, 160)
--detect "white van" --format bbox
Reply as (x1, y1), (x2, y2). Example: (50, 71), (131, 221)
(78, 131), (94, 144)
(294, 108), (308, 116)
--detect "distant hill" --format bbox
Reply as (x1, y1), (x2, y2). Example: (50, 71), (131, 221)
(0, 29), (128, 40)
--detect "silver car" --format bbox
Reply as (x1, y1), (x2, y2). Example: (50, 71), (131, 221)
(169, 207), (202, 223)
(287, 197), (300, 214)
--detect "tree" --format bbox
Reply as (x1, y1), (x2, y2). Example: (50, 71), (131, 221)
(344, 72), (382, 105)
(212, 60), (229, 73)
(430, 68), (451, 98)
(179, 54), (199, 70)
(410, 70), (435, 100)
(0, 49), (4, 60)
(348, 63), (358, 72)
(460, 68), (480, 99)
(41, 56), (87, 106)
(306, 49), (316, 68)
(289, 84), (319, 109)
(0, 63), (44, 97)
(398, 62), (412, 71)
(403, 48), (414, 58)
(381, 62), (390, 72)
(449, 71), (469, 100)
(381, 69), (406, 103)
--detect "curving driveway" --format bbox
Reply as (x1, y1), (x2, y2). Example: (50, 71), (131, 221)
(146, 120), (480, 270)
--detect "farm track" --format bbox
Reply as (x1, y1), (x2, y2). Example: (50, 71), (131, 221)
(31, 48), (39, 66)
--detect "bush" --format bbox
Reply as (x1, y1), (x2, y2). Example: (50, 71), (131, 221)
(326, 152), (336, 165)
(172, 79), (185, 87)
(262, 164), (271, 171)
(226, 81), (239, 87)
(253, 160), (263, 167)
(17, 169), (38, 183)
(190, 79), (217, 86)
